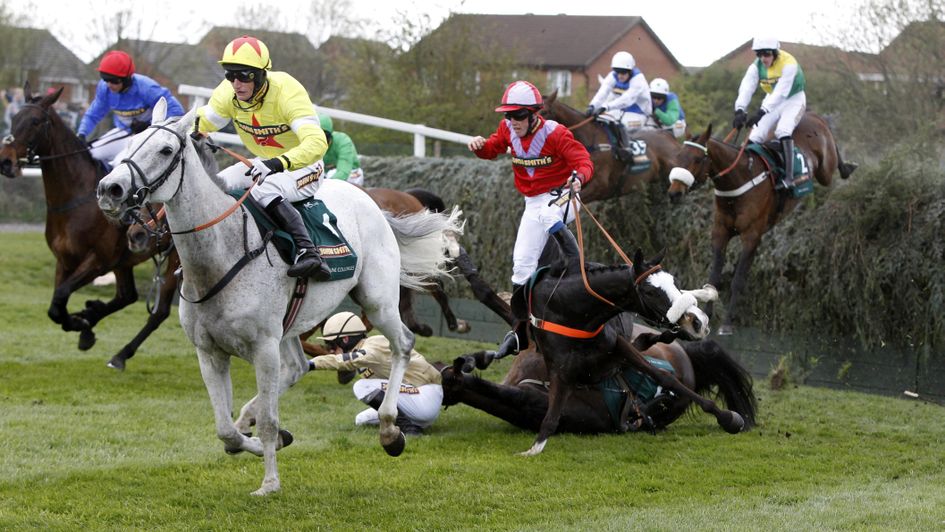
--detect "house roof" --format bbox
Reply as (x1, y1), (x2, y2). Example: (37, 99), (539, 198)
(199, 26), (319, 65)
(0, 26), (95, 83)
(433, 14), (681, 70)
(106, 39), (222, 89)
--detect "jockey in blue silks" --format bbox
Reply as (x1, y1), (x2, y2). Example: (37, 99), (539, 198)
(77, 50), (184, 168)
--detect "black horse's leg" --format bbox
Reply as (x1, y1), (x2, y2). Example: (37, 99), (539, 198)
(108, 257), (179, 370)
(614, 336), (744, 434)
(72, 265), (139, 350)
(453, 246), (515, 326)
(429, 279), (468, 333)
(399, 287), (432, 337)
(727, 234), (762, 335)
(521, 372), (572, 456)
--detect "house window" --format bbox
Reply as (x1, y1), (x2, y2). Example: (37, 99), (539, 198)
(548, 70), (572, 97)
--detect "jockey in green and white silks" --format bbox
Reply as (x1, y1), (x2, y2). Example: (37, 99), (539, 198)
(588, 51), (652, 130)
(648, 78), (687, 139)
(733, 37), (806, 187)
(196, 35), (332, 281)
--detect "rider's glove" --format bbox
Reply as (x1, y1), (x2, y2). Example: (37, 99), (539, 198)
(245, 157), (285, 182)
(77, 133), (89, 149)
(746, 109), (766, 128)
(732, 109), (747, 130)
(585, 105), (595, 117)
(593, 106), (606, 117)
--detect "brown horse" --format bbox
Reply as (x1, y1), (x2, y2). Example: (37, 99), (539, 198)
(540, 90), (682, 203)
(441, 321), (757, 435)
(0, 85), (177, 356)
(666, 115), (857, 334)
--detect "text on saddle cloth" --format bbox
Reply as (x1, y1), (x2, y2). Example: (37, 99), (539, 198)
(226, 190), (358, 280)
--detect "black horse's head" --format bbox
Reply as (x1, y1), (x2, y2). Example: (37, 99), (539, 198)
(667, 124), (714, 204)
(0, 83), (74, 178)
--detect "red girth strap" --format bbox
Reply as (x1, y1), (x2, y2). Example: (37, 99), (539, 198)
(530, 314), (605, 339)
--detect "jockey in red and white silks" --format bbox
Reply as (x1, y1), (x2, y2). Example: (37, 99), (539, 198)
(468, 80), (594, 286)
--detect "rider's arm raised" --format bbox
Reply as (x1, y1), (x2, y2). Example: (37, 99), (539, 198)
(469, 120), (512, 160)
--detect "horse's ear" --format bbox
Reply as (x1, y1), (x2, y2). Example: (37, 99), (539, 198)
(545, 89), (558, 106)
(23, 81), (31, 101)
(633, 248), (645, 269)
(177, 106), (197, 133)
(701, 124), (713, 143)
(650, 248), (666, 265)
(40, 87), (63, 107)
(152, 97), (168, 124)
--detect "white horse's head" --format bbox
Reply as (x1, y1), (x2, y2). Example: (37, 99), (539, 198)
(97, 98), (197, 221)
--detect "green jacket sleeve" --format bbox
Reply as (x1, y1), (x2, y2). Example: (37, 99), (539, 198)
(654, 99), (680, 126)
(330, 132), (360, 180)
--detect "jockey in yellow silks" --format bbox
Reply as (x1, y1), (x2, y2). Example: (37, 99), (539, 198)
(732, 37), (807, 188)
(196, 35), (331, 281)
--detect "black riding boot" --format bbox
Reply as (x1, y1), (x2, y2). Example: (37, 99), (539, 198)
(492, 283), (529, 360)
(780, 136), (795, 189)
(361, 389), (423, 435)
(616, 125), (636, 163)
(265, 199), (332, 281)
(550, 224), (580, 261)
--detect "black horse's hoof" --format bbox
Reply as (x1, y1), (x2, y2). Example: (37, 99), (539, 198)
(106, 356), (126, 371)
(337, 370), (357, 385)
(455, 355), (476, 373)
(720, 411), (745, 434)
(278, 429), (294, 450)
(224, 431), (253, 455)
(382, 430), (406, 457)
(78, 329), (96, 351)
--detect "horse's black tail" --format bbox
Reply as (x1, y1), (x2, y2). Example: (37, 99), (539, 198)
(835, 143), (857, 180)
(684, 339), (757, 428)
(406, 187), (447, 213)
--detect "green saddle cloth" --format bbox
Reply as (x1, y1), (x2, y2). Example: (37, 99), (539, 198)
(746, 144), (814, 198)
(598, 356), (676, 425)
(226, 191), (358, 281)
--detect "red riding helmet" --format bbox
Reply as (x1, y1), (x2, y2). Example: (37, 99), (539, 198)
(98, 50), (135, 78)
(495, 80), (542, 112)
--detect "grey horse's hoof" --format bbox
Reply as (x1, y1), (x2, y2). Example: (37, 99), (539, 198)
(224, 432), (253, 455)
(278, 429), (294, 450)
(382, 430), (406, 457)
(106, 356), (125, 371)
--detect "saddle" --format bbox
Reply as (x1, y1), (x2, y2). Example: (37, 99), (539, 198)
(747, 143), (814, 198)
(227, 190), (358, 280)
(598, 355), (677, 433)
(595, 116), (651, 173)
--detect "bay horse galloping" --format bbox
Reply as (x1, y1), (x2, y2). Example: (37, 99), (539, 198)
(667, 114), (857, 334)
(0, 84), (177, 358)
(540, 90), (682, 203)
(98, 101), (462, 495)
(441, 321), (757, 435)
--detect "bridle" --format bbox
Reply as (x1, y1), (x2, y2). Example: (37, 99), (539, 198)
(115, 121), (188, 220)
(4, 103), (95, 165)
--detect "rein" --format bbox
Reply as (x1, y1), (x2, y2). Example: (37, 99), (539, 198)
(567, 115), (596, 131)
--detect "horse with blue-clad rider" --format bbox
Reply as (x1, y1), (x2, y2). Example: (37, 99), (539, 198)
(77, 50), (184, 170)
(586, 51), (652, 162)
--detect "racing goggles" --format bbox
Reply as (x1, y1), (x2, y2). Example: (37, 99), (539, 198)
(224, 69), (257, 83)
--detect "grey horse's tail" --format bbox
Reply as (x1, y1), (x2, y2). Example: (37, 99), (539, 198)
(383, 207), (464, 291)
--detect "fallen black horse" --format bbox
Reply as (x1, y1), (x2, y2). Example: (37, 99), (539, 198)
(441, 318), (757, 435)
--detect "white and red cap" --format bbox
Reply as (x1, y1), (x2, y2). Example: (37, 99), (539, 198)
(495, 80), (543, 112)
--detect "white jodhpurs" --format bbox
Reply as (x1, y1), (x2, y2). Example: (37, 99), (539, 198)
(511, 191), (581, 285)
(749, 91), (806, 143)
(217, 158), (325, 206)
(89, 128), (132, 167)
(352, 378), (443, 428)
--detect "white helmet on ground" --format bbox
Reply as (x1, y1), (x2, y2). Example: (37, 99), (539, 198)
(318, 312), (367, 340)
(611, 51), (635, 71)
(649, 78), (670, 95)
(751, 37), (780, 51)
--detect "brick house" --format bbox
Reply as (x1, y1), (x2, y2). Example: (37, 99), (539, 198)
(422, 14), (683, 100)
(0, 26), (97, 105)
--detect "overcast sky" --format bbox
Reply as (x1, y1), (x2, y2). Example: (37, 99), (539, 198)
(19, 0), (863, 67)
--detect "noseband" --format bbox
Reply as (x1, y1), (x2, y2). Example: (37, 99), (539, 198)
(116, 122), (187, 217)
(5, 103), (54, 164)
